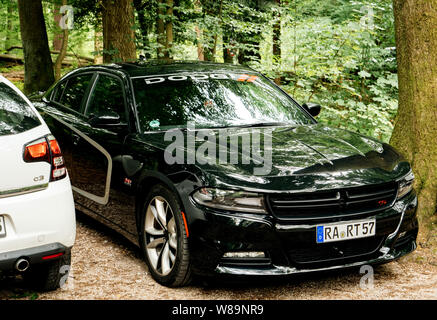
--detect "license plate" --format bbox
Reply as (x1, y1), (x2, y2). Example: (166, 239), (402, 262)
(316, 218), (375, 243)
(0, 216), (6, 237)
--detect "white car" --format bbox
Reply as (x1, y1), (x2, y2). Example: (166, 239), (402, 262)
(0, 75), (76, 291)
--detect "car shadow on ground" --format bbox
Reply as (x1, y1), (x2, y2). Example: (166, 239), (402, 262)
(195, 266), (374, 289)
(74, 210), (143, 260)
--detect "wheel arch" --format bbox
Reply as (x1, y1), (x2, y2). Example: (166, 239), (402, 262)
(134, 170), (186, 234)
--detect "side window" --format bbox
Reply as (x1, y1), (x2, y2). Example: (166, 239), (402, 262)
(86, 74), (126, 122)
(52, 81), (67, 102)
(60, 74), (93, 112)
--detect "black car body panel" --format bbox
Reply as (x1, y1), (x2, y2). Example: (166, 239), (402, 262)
(33, 61), (418, 278)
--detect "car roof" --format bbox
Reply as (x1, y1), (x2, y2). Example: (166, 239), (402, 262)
(68, 60), (259, 79)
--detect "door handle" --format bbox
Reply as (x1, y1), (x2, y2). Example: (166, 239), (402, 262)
(72, 133), (81, 146)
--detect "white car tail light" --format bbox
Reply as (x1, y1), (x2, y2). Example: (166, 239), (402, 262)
(24, 135), (67, 181)
(23, 137), (50, 163)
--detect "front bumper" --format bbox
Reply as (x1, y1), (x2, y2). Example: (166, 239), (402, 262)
(187, 190), (418, 276)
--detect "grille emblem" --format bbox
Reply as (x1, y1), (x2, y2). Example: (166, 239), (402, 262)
(339, 191), (347, 210)
(378, 200), (387, 206)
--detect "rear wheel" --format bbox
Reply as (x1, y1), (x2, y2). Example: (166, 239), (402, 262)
(24, 252), (71, 291)
(139, 184), (191, 287)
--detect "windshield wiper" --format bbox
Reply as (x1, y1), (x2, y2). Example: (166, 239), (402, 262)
(143, 122), (291, 133)
(211, 122), (291, 129)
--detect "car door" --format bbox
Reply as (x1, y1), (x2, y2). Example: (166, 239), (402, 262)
(36, 72), (95, 186)
(71, 72), (137, 237)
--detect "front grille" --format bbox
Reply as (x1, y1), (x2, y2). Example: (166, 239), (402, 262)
(267, 182), (398, 220)
(287, 236), (384, 266)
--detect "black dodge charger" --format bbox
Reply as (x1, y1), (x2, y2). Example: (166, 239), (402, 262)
(33, 61), (418, 287)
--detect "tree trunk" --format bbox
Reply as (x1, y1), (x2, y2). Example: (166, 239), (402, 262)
(193, 0), (204, 61)
(54, 0), (69, 81)
(17, 0), (54, 94)
(223, 33), (234, 63)
(273, 0), (281, 85)
(165, 0), (173, 60)
(53, 2), (63, 51)
(102, 0), (136, 63)
(210, 0), (223, 62)
(156, 0), (166, 59)
(390, 0), (437, 232)
(53, 30), (68, 80)
(94, 29), (103, 64)
(133, 0), (151, 59)
(195, 25), (205, 61)
(201, 0), (222, 62)
(156, 0), (173, 61)
(237, 36), (261, 66)
(94, 12), (103, 64)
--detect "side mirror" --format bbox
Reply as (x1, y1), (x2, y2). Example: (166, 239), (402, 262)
(302, 103), (321, 117)
(89, 111), (122, 127)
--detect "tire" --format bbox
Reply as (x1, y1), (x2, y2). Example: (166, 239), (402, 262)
(24, 252), (71, 292)
(139, 184), (191, 287)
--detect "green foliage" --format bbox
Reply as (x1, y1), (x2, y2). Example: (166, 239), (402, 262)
(0, 0), (20, 53)
(9, 290), (39, 300)
(155, 0), (398, 142)
(67, 0), (101, 27)
(0, 0), (399, 142)
(42, 1), (95, 59)
(265, 0), (398, 142)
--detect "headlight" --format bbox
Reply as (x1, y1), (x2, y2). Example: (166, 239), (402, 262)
(192, 188), (267, 214)
(397, 170), (415, 199)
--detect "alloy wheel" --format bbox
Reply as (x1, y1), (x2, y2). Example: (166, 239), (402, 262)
(144, 196), (178, 276)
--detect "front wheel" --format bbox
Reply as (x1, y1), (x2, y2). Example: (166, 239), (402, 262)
(139, 184), (191, 287)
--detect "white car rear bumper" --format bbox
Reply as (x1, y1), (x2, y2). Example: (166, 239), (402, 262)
(0, 175), (76, 254)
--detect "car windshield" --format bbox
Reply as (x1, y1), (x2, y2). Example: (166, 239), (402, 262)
(132, 72), (313, 131)
(0, 82), (40, 136)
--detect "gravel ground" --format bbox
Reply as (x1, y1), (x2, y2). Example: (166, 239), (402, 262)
(1, 214), (436, 300)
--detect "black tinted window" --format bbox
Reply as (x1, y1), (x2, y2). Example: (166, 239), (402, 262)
(86, 74), (126, 121)
(53, 80), (67, 102)
(132, 72), (312, 131)
(0, 82), (41, 136)
(60, 74), (93, 112)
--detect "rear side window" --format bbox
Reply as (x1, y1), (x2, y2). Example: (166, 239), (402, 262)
(52, 80), (67, 102)
(86, 74), (127, 122)
(59, 74), (93, 112)
(0, 82), (41, 136)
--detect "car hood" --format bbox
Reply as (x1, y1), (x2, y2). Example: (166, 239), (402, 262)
(143, 123), (410, 192)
